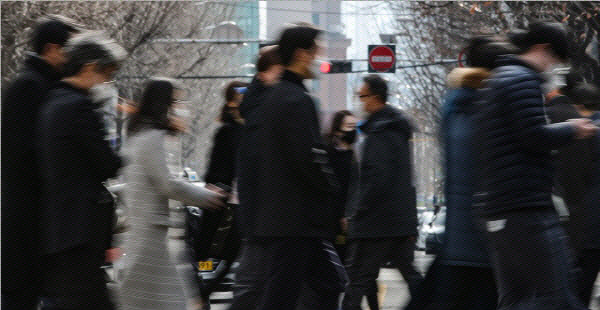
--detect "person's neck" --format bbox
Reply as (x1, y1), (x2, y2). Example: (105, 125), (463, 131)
(370, 103), (387, 114)
(287, 64), (308, 79)
(40, 55), (60, 70)
(517, 54), (546, 72)
(62, 77), (92, 91)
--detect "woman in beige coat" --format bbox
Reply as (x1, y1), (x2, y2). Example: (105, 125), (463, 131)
(119, 78), (224, 310)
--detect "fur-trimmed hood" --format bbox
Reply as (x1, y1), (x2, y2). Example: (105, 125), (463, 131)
(446, 67), (491, 89)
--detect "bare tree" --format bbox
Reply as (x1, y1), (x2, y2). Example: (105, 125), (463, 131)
(2, 1), (242, 174)
(380, 1), (599, 204)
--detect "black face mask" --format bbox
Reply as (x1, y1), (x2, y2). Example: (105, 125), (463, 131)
(340, 129), (357, 145)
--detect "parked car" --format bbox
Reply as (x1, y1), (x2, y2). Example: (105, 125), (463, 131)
(185, 202), (237, 294)
(183, 178), (239, 296)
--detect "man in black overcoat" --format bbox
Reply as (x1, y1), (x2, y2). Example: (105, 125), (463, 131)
(2, 16), (79, 310)
(37, 32), (126, 310)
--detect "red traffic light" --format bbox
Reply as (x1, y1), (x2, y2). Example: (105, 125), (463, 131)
(320, 61), (332, 74)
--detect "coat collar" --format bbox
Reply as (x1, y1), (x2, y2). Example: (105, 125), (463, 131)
(54, 80), (92, 100)
(496, 55), (543, 75)
(24, 53), (62, 82)
(359, 105), (403, 134)
(281, 69), (307, 92)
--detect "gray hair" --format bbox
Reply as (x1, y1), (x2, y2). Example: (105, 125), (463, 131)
(63, 31), (127, 77)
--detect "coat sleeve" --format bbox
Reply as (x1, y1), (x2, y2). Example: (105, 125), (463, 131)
(504, 76), (576, 152)
(73, 107), (122, 181)
(142, 132), (219, 207)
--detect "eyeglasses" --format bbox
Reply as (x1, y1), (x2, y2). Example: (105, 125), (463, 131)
(357, 94), (373, 99)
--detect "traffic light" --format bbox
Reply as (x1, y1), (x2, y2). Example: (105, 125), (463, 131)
(320, 60), (352, 74)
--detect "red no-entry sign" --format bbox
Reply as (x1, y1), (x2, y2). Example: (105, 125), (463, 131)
(368, 45), (396, 73)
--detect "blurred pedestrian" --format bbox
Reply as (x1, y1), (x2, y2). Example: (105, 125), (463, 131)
(549, 81), (600, 307)
(204, 81), (248, 187)
(324, 110), (359, 263)
(1, 15), (80, 310)
(36, 32), (126, 310)
(119, 78), (225, 310)
(406, 37), (518, 310)
(198, 80), (248, 308)
(342, 75), (422, 310)
(475, 21), (598, 310)
(229, 45), (283, 310)
(239, 23), (346, 310)
(324, 110), (384, 310)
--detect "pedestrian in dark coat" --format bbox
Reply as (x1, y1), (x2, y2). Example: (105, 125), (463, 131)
(199, 81), (248, 307)
(324, 110), (359, 259)
(1, 16), (79, 310)
(240, 24), (347, 310)
(549, 82), (600, 307)
(204, 81), (247, 187)
(342, 75), (422, 310)
(229, 45), (283, 310)
(475, 22), (598, 310)
(36, 33), (126, 310)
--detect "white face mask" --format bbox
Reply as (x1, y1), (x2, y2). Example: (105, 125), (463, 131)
(309, 58), (326, 80)
(172, 107), (190, 119)
(90, 82), (118, 105)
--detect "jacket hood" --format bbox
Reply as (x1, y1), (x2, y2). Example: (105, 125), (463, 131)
(360, 105), (412, 134)
(446, 67), (491, 89)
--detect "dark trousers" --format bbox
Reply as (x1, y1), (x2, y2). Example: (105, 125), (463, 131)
(406, 258), (497, 310)
(40, 245), (114, 310)
(229, 239), (347, 310)
(342, 237), (423, 310)
(247, 238), (347, 310)
(228, 241), (268, 310)
(577, 248), (600, 307)
(2, 288), (40, 310)
(483, 209), (587, 310)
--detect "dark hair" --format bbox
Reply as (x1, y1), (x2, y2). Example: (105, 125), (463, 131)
(509, 21), (569, 61)
(568, 83), (600, 110)
(257, 46), (282, 72)
(220, 81), (248, 124)
(128, 78), (178, 134)
(465, 36), (518, 69)
(467, 41), (518, 70)
(363, 74), (388, 103)
(32, 15), (80, 55)
(326, 110), (354, 143)
(277, 24), (321, 66)
(62, 32), (127, 77)
(465, 36), (493, 67)
(224, 81), (248, 103)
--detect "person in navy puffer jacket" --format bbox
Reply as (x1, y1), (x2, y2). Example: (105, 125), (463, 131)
(475, 21), (598, 310)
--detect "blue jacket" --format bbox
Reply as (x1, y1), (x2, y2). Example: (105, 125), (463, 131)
(439, 68), (492, 267)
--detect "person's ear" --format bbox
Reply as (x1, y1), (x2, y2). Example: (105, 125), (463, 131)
(42, 43), (62, 58)
(293, 48), (312, 65)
